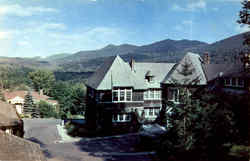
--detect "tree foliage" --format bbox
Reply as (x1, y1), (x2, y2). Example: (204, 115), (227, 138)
(28, 70), (55, 95)
(49, 81), (86, 117)
(238, 0), (250, 46)
(158, 60), (237, 157)
(23, 91), (35, 115)
(38, 100), (59, 118)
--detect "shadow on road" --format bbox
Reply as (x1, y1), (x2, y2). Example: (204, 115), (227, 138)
(73, 134), (155, 161)
(26, 137), (54, 159)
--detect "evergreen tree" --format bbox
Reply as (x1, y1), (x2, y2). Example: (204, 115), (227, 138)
(238, 0), (250, 46)
(23, 91), (35, 115)
(158, 60), (237, 158)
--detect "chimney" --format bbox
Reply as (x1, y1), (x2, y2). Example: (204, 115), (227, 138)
(129, 58), (135, 72)
(203, 52), (210, 64)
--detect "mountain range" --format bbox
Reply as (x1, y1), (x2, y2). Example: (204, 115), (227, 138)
(50, 32), (248, 72)
(0, 32), (248, 73)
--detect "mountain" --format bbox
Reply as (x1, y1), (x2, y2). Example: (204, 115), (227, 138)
(55, 39), (208, 72)
(188, 32), (249, 63)
(44, 53), (71, 61)
(54, 44), (139, 64)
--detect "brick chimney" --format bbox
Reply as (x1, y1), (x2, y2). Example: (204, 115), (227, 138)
(129, 58), (135, 72)
(203, 52), (210, 64)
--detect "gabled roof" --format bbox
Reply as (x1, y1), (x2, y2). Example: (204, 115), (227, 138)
(86, 55), (146, 90)
(162, 52), (207, 85)
(4, 90), (58, 104)
(202, 64), (231, 82)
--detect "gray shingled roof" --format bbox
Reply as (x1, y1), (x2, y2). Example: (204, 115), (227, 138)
(86, 55), (175, 90)
(86, 55), (146, 90)
(134, 63), (175, 88)
(162, 52), (207, 85)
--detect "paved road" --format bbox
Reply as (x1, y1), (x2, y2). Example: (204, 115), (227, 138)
(23, 119), (155, 161)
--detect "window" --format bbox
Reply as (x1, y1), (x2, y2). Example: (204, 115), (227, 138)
(144, 89), (161, 100)
(224, 78), (231, 86)
(112, 88), (132, 102)
(113, 114), (118, 121)
(126, 90), (132, 101)
(120, 90), (125, 101)
(112, 114), (131, 122)
(232, 78), (236, 86)
(238, 78), (244, 87)
(154, 108), (160, 116)
(224, 78), (245, 87)
(118, 114), (123, 121)
(155, 90), (161, 99)
(168, 88), (179, 103)
(149, 108), (153, 116)
(150, 90), (154, 99)
(144, 107), (160, 118)
(113, 91), (118, 101)
(144, 91), (148, 99)
(125, 114), (130, 121)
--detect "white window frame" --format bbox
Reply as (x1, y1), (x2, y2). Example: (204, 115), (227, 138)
(224, 78), (245, 88)
(144, 89), (161, 100)
(112, 113), (131, 122)
(237, 78), (245, 87)
(112, 88), (133, 102)
(224, 78), (231, 86)
(168, 87), (180, 103)
(144, 107), (160, 118)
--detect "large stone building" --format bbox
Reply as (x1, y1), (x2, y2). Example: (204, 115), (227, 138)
(85, 52), (249, 132)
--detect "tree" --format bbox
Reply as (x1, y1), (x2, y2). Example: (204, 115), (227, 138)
(49, 81), (86, 117)
(23, 91), (35, 115)
(28, 70), (55, 95)
(158, 59), (237, 157)
(38, 100), (58, 118)
(238, 0), (250, 46)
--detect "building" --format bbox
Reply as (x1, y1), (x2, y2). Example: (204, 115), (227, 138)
(85, 52), (249, 132)
(0, 100), (24, 137)
(4, 90), (58, 115)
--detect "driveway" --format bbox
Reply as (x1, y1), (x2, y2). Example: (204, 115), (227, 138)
(23, 119), (155, 161)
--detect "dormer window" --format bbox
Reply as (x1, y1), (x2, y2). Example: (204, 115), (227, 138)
(145, 70), (154, 83)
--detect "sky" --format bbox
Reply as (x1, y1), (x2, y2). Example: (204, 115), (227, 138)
(0, 0), (247, 57)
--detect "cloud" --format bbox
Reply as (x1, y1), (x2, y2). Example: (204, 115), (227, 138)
(39, 23), (67, 31)
(172, 0), (206, 12)
(0, 4), (59, 17)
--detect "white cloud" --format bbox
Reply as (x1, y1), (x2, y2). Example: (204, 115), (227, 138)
(172, 0), (206, 12)
(40, 23), (67, 31)
(0, 4), (59, 17)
